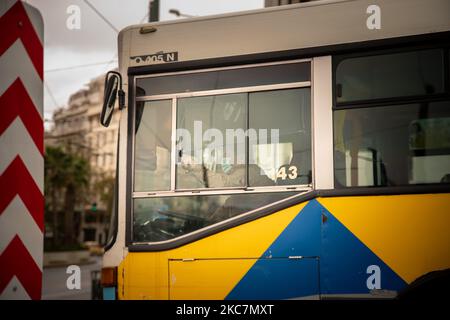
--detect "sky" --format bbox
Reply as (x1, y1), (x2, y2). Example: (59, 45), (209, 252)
(24, 0), (264, 127)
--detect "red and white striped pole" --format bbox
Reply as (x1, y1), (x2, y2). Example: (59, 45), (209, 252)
(0, 0), (44, 300)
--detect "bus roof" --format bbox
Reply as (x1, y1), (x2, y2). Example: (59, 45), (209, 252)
(118, 0), (450, 73)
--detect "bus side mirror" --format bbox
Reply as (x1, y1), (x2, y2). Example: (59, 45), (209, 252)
(100, 71), (125, 127)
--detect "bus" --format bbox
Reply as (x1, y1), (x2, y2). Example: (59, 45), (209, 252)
(99, 0), (450, 300)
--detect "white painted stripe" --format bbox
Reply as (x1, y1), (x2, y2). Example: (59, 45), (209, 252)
(23, 3), (44, 43)
(0, 196), (43, 271)
(0, 1), (43, 43)
(0, 276), (31, 300)
(0, 118), (43, 193)
(0, 0), (17, 17)
(0, 40), (43, 117)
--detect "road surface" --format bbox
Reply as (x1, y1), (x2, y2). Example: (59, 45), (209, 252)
(42, 256), (102, 300)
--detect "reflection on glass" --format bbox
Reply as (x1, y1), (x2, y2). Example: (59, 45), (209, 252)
(334, 100), (450, 187)
(176, 93), (247, 189)
(133, 192), (296, 242)
(336, 49), (444, 103)
(134, 100), (172, 191)
(136, 62), (310, 96)
(249, 88), (311, 186)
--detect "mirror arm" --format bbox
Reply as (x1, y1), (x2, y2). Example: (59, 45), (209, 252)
(118, 89), (125, 110)
(105, 71), (126, 109)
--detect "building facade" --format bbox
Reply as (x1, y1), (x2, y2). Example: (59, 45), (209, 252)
(45, 74), (120, 246)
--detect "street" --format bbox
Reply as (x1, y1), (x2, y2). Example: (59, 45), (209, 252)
(42, 256), (102, 300)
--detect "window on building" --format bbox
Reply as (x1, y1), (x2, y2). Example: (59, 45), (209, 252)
(83, 228), (96, 242)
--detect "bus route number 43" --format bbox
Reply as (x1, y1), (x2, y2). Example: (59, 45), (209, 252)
(276, 166), (298, 180)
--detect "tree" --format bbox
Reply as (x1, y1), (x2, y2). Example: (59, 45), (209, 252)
(45, 146), (67, 246)
(93, 172), (115, 219)
(92, 172), (115, 243)
(44, 146), (90, 247)
(62, 151), (90, 245)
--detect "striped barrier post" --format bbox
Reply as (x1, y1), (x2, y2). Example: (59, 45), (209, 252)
(0, 0), (44, 300)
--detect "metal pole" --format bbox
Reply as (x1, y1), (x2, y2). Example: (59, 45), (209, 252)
(149, 0), (159, 22)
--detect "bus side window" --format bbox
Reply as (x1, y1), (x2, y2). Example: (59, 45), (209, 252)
(334, 101), (450, 187)
(176, 93), (247, 189)
(336, 49), (445, 103)
(334, 48), (450, 188)
(248, 88), (312, 186)
(134, 100), (172, 192)
(409, 117), (450, 184)
(133, 192), (296, 242)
